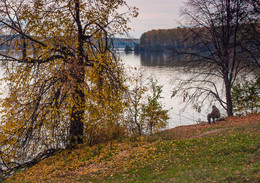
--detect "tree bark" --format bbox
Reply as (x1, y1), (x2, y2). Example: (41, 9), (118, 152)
(224, 76), (233, 116)
(69, 0), (86, 147)
(69, 73), (85, 146)
(225, 87), (233, 116)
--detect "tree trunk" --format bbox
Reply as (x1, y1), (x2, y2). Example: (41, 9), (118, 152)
(225, 78), (233, 116)
(69, 73), (85, 146)
(69, 0), (85, 147)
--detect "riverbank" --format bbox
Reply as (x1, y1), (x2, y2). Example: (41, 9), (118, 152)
(5, 114), (260, 182)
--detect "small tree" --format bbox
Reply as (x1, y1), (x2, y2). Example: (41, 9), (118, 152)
(141, 79), (170, 135)
(124, 69), (147, 136)
(232, 76), (260, 115)
(125, 72), (170, 135)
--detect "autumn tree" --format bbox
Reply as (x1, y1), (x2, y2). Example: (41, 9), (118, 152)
(125, 70), (170, 136)
(141, 79), (169, 135)
(0, 0), (137, 171)
(174, 0), (259, 116)
(84, 52), (127, 145)
(124, 69), (147, 136)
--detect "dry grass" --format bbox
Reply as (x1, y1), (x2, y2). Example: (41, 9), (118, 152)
(5, 114), (260, 183)
(157, 113), (260, 140)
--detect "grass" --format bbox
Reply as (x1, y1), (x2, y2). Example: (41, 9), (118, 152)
(4, 114), (260, 183)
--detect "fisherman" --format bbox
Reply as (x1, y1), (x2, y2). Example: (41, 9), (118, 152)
(207, 105), (220, 124)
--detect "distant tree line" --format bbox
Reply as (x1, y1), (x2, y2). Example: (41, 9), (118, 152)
(139, 28), (196, 52)
(139, 24), (259, 54)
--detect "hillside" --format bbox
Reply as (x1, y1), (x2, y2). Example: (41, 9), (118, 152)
(4, 114), (260, 183)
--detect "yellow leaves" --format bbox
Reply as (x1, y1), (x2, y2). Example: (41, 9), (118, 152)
(0, 0), (138, 172)
(5, 137), (173, 182)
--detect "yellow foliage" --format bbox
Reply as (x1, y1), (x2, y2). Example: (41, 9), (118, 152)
(0, 0), (137, 172)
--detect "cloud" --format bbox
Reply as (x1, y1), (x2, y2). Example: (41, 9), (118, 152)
(125, 0), (185, 38)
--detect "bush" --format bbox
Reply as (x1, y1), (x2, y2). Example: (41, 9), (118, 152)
(141, 79), (170, 134)
(232, 76), (260, 115)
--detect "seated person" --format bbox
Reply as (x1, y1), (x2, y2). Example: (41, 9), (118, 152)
(207, 105), (220, 124)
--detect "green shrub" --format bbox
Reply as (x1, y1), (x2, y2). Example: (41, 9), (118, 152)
(232, 76), (260, 115)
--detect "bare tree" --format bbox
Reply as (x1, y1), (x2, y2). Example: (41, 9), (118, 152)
(174, 0), (259, 116)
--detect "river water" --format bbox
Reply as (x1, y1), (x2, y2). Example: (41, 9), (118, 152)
(118, 50), (225, 129)
(0, 51), (244, 129)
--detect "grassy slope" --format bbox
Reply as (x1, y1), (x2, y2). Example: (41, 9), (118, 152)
(6, 114), (260, 183)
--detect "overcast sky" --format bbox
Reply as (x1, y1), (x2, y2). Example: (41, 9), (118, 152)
(125, 0), (186, 38)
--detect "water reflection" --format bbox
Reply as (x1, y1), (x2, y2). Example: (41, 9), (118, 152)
(119, 51), (208, 128)
(118, 51), (257, 128)
(140, 51), (171, 66)
(125, 50), (189, 68)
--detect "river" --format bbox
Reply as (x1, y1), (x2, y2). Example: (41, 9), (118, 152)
(0, 50), (249, 129)
(118, 50), (226, 129)
(0, 51), (200, 129)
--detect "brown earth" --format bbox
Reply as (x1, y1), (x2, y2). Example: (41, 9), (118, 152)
(157, 113), (260, 140)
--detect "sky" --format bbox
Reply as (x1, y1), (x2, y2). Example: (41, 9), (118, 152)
(125, 0), (186, 38)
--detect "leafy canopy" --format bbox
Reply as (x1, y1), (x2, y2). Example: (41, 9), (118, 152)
(0, 0), (138, 172)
